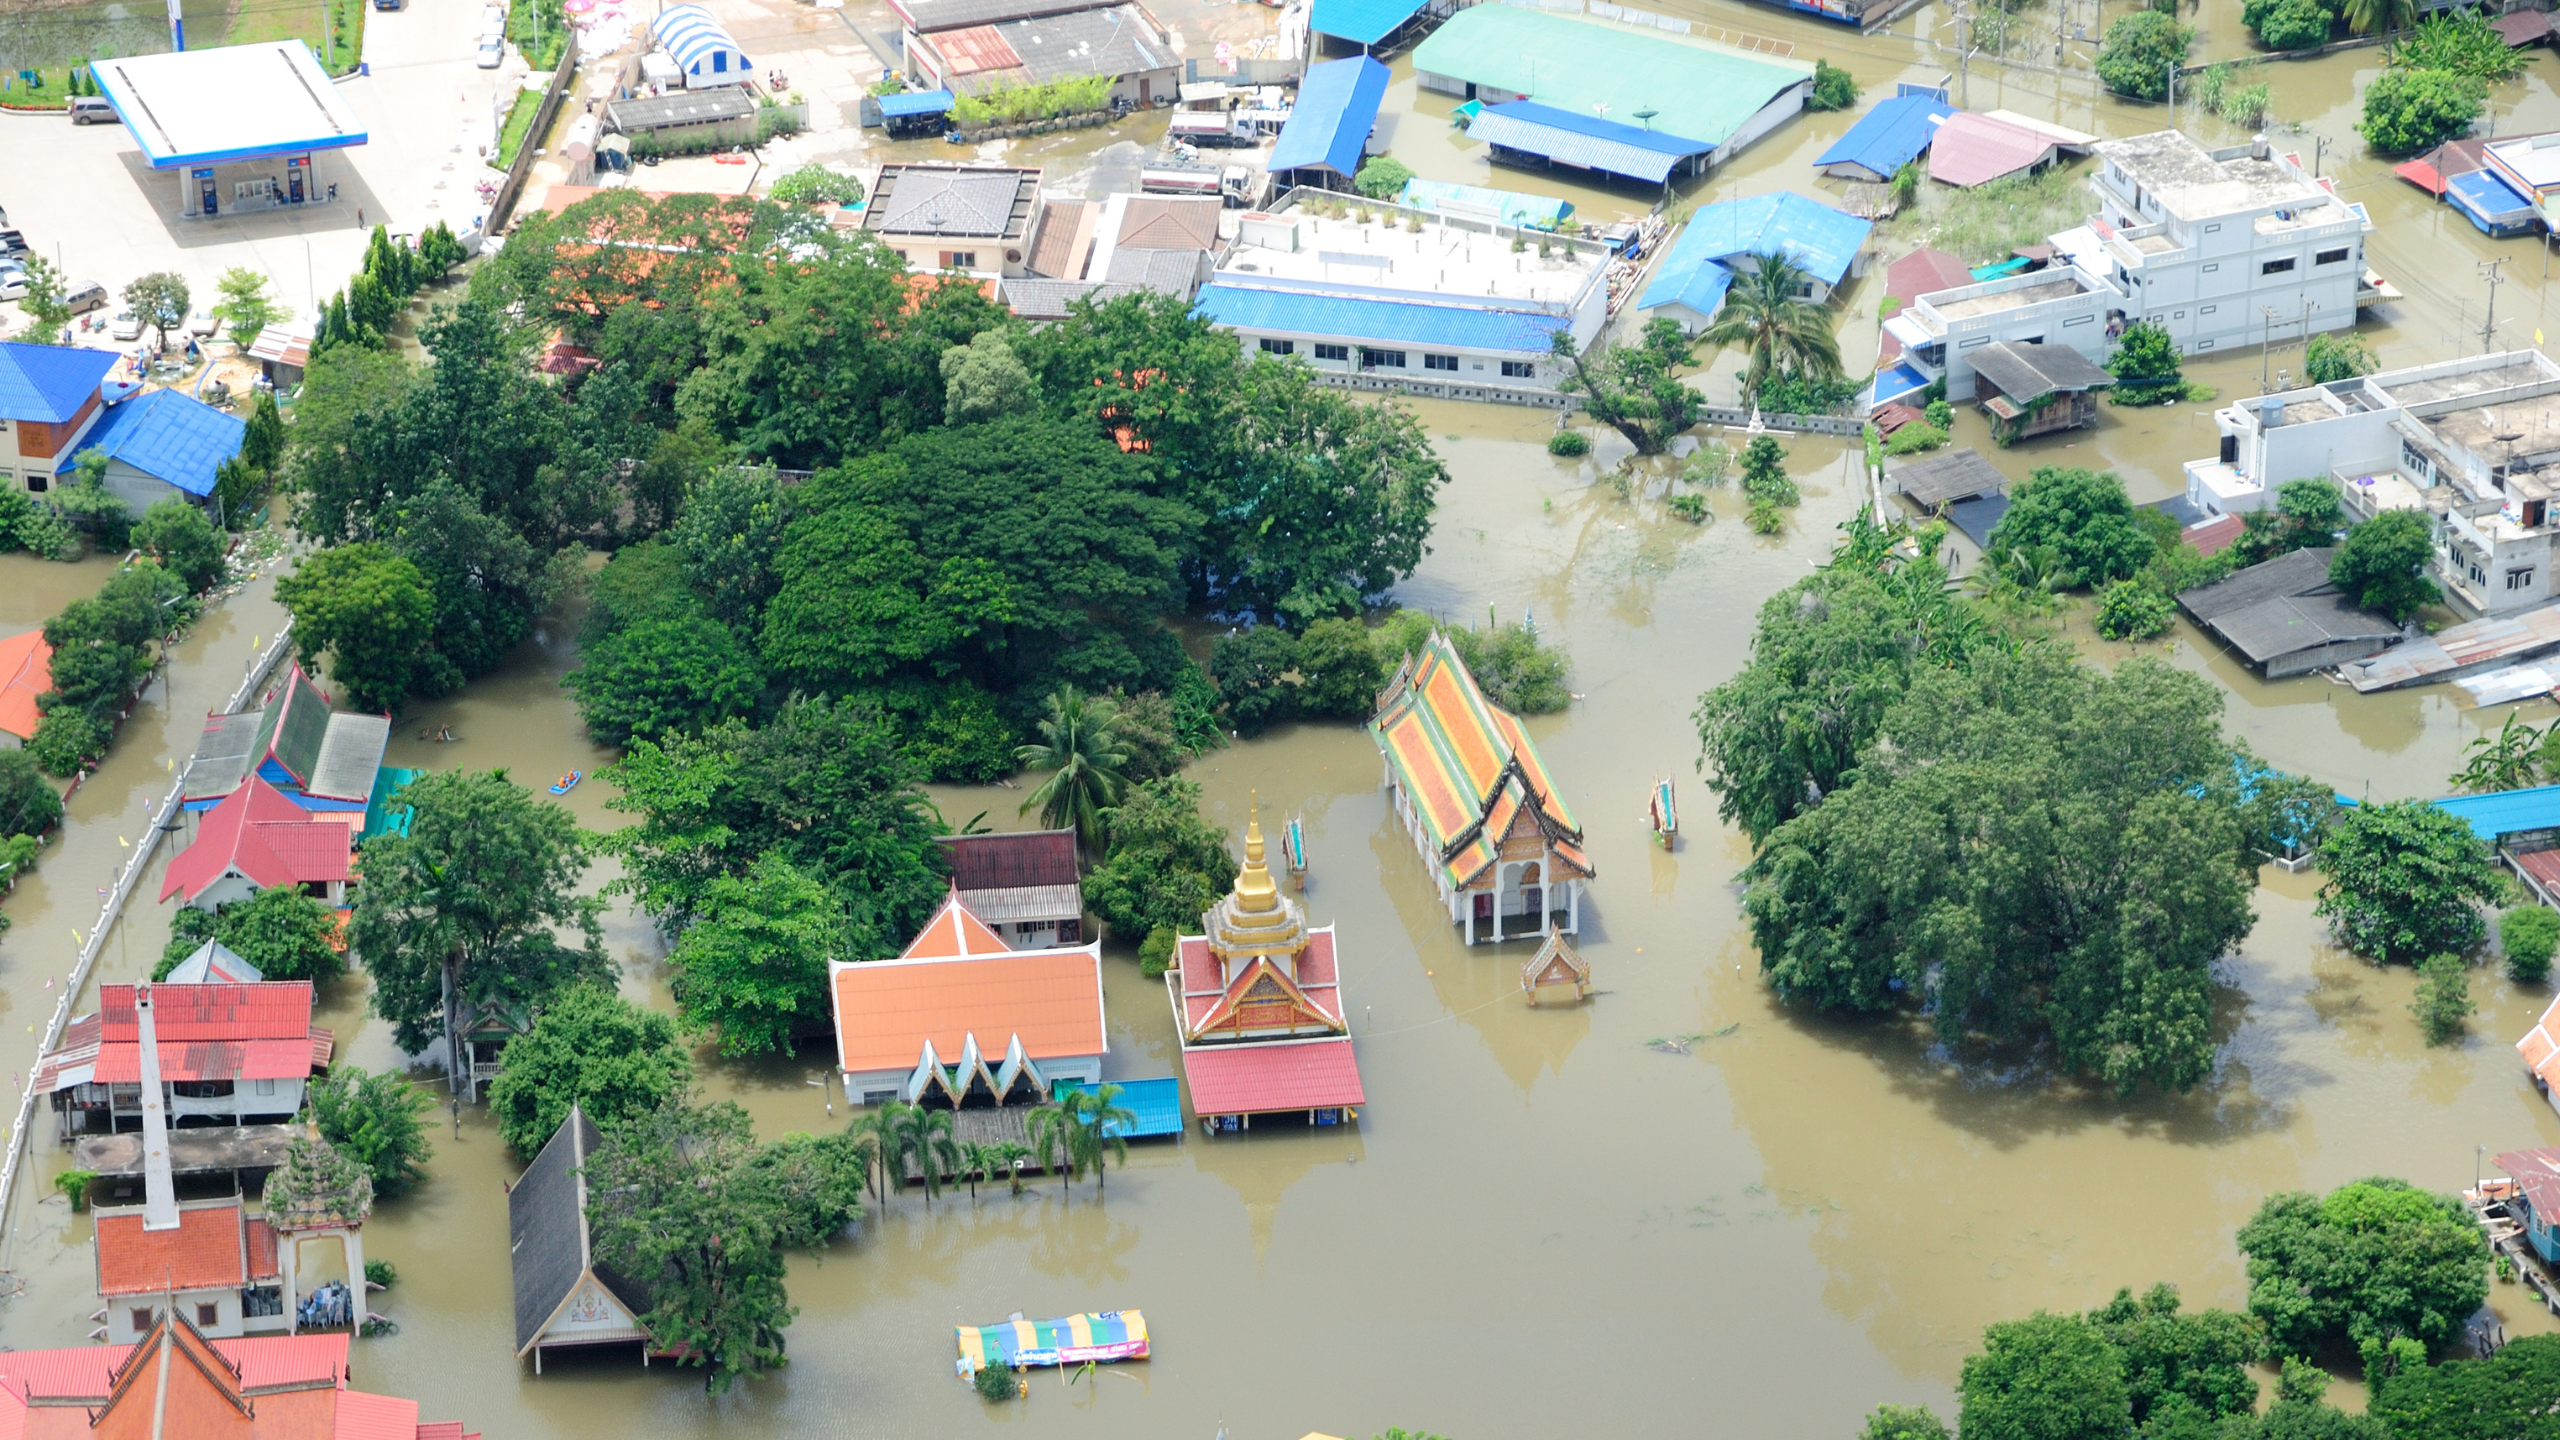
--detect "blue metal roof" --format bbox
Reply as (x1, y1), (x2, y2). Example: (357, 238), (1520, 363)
(2401, 785), (2560, 841)
(1194, 283), (1568, 354)
(1056, 1077), (1184, 1138)
(1638, 191), (1872, 315)
(1868, 361), (1932, 407)
(1814, 94), (1953, 179)
(1269, 56), (1389, 177)
(1468, 101), (1709, 185)
(0, 342), (117, 425)
(1310, 0), (1427, 45)
(60, 389), (246, 498)
(2450, 167), (2537, 230)
(878, 88), (955, 117)
(655, 4), (751, 79)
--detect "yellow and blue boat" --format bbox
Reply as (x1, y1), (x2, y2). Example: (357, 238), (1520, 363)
(955, 1310), (1148, 1375)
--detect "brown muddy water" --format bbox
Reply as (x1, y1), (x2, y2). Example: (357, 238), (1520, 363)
(9, 9), (2560, 1438)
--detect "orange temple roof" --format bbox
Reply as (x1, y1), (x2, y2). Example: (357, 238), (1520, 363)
(1368, 630), (1587, 890)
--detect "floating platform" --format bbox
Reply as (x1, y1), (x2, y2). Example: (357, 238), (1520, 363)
(956, 1310), (1148, 1374)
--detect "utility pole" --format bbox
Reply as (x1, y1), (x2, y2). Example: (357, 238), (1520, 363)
(2166, 59), (2175, 116)
(2481, 257), (2508, 354)
(1953, 0), (1972, 109)
(2261, 306), (2278, 390)
(2311, 133), (2329, 179)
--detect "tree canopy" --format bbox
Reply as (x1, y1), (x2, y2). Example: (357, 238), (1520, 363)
(2314, 799), (2499, 964)
(665, 853), (847, 1056)
(1084, 776), (1240, 941)
(2329, 510), (2438, 621)
(486, 983), (695, 1156)
(1986, 467), (2157, 590)
(2238, 1178), (2489, 1357)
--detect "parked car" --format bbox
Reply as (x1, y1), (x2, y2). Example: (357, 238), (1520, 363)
(68, 96), (116, 125)
(0, 230), (29, 259)
(108, 311), (142, 341)
(476, 36), (504, 68)
(0, 274), (26, 303)
(481, 5), (507, 36)
(186, 310), (217, 337)
(63, 281), (106, 314)
(374, 0), (404, 9)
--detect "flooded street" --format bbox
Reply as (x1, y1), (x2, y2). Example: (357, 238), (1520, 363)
(11, 3), (2560, 1434)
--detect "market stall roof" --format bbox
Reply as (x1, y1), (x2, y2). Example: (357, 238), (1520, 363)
(878, 88), (957, 117)
(1268, 55), (1389, 177)
(89, 41), (366, 171)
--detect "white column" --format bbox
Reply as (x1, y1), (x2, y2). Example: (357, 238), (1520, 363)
(1540, 847), (1553, 938)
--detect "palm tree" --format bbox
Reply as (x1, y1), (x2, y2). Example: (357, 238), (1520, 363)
(2344, 0), (2415, 36)
(958, 1141), (1004, 1201)
(847, 1100), (918, 1209)
(986, 1141), (1032, 1197)
(1023, 1103), (1074, 1191)
(1061, 1084), (1135, 1195)
(1698, 252), (1843, 403)
(1015, 687), (1130, 857)
(893, 1107), (962, 1208)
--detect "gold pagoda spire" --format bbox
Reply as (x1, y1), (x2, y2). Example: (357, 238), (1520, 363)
(1235, 791), (1279, 914)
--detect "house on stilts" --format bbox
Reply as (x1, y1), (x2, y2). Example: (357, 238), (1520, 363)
(1369, 630), (1591, 944)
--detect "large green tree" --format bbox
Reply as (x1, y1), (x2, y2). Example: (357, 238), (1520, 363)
(486, 983), (694, 1155)
(275, 543), (437, 712)
(0, 749), (63, 837)
(564, 613), (764, 748)
(349, 770), (608, 1099)
(2313, 799), (2499, 964)
(1084, 777), (1241, 940)
(156, 884), (345, 983)
(1551, 317), (1705, 456)
(308, 1065), (435, 1195)
(1957, 1311), (2132, 1440)
(665, 853), (847, 1057)
(2360, 66), (2488, 155)
(2329, 509), (2438, 621)
(2088, 1284), (2262, 1426)
(2098, 11), (2192, 99)
(2238, 1178), (2489, 1357)
(1740, 648), (2267, 1093)
(598, 698), (945, 946)
(132, 498), (226, 594)
(2369, 1334), (2560, 1438)
(1987, 467), (2157, 589)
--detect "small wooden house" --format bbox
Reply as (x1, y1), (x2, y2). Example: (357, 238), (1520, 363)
(1969, 341), (2114, 443)
(2492, 1146), (2560, 1265)
(1521, 934), (1589, 1005)
(510, 1106), (652, 1373)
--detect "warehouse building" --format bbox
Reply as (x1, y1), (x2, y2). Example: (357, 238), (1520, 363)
(904, 0), (1179, 107)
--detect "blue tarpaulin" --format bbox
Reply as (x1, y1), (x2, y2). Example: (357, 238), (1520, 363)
(1815, 94), (1953, 182)
(878, 88), (955, 118)
(1868, 361), (1932, 408)
(1466, 100), (1710, 186)
(1310, 0), (1428, 46)
(1269, 55), (1390, 178)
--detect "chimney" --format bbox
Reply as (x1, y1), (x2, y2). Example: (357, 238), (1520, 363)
(135, 984), (180, 1232)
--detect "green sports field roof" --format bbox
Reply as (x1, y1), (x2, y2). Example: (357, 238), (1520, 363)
(1412, 6), (1812, 151)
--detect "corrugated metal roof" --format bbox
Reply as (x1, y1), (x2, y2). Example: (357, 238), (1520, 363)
(1269, 55), (1388, 177)
(930, 23), (1026, 76)
(308, 712), (388, 804)
(939, 830), (1079, 890)
(62, 388), (245, 498)
(2416, 785), (2560, 840)
(2452, 166), (2537, 222)
(603, 87), (755, 131)
(0, 630), (47, 745)
(1397, 177), (1573, 228)
(1193, 283), (1568, 354)
(1466, 101), (1707, 185)
(1310, 0), (1426, 45)
(1927, 111), (2056, 188)
(0, 341), (115, 424)
(1638, 191), (1870, 315)
(981, 5), (1167, 88)
(1967, 340), (2114, 401)
(1814, 93), (1952, 179)
(1412, 5), (1810, 150)
(1178, 1036), (1364, 1115)
(878, 88), (957, 117)
(1890, 448), (2008, 506)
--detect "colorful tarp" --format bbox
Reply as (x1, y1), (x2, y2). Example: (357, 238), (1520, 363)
(956, 1310), (1148, 1372)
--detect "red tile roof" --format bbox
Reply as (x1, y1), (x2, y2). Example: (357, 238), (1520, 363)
(1176, 929), (1343, 1035)
(159, 777), (352, 905)
(0, 630), (49, 744)
(94, 1203), (246, 1295)
(36, 984), (320, 1091)
(0, 1329), (459, 1440)
(2185, 514), (2246, 559)
(936, 830), (1079, 891)
(1179, 1037), (1364, 1116)
(831, 946), (1106, 1072)
(331, 1390), (419, 1440)
(101, 983), (315, 1041)
(245, 1218), (280, 1281)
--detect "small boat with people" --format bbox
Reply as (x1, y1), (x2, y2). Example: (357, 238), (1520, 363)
(1649, 777), (1677, 849)
(549, 770), (582, 795)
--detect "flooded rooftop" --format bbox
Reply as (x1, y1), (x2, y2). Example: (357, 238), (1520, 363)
(1928, 275), (2093, 320)
(1223, 207), (1604, 303)
(2387, 356), (2559, 406)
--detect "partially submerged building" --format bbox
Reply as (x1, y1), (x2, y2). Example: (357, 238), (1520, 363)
(1369, 630), (1591, 943)
(1168, 806), (1363, 1131)
(1967, 340), (2114, 442)
(510, 1106), (652, 1372)
(1873, 265), (2122, 405)
(2053, 131), (2379, 359)
(0, 1317), (471, 1438)
(1927, 111), (2066, 188)
(1887, 447), (2008, 516)
(1266, 55), (1389, 192)
(1636, 191), (1872, 333)
(1416, 6), (1813, 179)
(181, 664), (390, 816)
(1814, 93), (1953, 183)
(934, 829), (1085, 946)
(1193, 189), (1614, 402)
(828, 891), (1106, 1105)
(2176, 547), (2400, 677)
(34, 979), (333, 1138)
(2181, 350), (2560, 616)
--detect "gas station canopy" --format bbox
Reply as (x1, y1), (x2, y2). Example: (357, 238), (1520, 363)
(90, 41), (368, 171)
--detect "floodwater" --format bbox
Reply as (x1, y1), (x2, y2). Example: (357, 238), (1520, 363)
(10, 8), (2560, 1438)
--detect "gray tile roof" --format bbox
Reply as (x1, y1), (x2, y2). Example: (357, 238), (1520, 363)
(2179, 548), (2399, 667)
(1968, 341), (2115, 404)
(1003, 277), (1142, 318)
(898, 0), (1097, 32)
(1891, 448), (2009, 508)
(992, 5), (1171, 87)
(183, 710), (266, 803)
(309, 713), (389, 804)
(865, 165), (1038, 239)
(509, 1106), (647, 1355)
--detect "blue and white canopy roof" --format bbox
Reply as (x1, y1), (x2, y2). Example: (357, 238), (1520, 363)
(655, 5), (752, 84)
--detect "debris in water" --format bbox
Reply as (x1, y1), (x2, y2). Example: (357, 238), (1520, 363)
(1646, 1033), (1706, 1054)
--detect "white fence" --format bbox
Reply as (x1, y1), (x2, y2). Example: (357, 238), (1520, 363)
(0, 622), (296, 1257)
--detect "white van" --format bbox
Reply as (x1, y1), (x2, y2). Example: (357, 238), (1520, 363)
(69, 96), (117, 125)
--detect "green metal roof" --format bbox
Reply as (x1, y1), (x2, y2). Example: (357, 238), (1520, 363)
(1413, 6), (1811, 150)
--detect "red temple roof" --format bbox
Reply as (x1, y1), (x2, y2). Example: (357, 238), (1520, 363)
(0, 1322), (471, 1440)
(35, 983), (323, 1092)
(1179, 1037), (1364, 1116)
(159, 777), (352, 905)
(1176, 929), (1342, 1035)
(94, 1203), (247, 1295)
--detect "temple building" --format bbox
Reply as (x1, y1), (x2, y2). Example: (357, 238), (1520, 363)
(1369, 630), (1592, 944)
(1166, 803), (1364, 1132)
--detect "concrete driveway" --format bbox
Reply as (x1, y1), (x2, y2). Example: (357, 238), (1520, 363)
(1, 0), (517, 340)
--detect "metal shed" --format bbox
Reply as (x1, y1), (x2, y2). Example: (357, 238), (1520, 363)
(1889, 448), (2009, 510)
(1268, 55), (1390, 183)
(2177, 547), (2400, 678)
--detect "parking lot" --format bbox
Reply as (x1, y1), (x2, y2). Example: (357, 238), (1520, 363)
(2, 0), (523, 341)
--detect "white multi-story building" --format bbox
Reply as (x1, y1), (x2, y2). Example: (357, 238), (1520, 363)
(2058, 131), (2381, 360)
(2183, 350), (2560, 617)
(1878, 266), (2125, 403)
